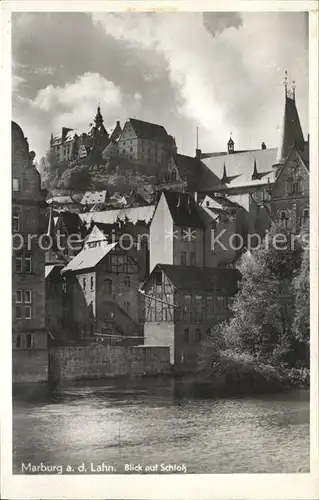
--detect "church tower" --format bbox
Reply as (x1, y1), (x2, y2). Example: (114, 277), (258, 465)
(276, 71), (305, 163)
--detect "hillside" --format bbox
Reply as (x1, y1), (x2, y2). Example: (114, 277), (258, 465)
(38, 152), (161, 198)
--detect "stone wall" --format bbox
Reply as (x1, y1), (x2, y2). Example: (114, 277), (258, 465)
(49, 344), (170, 382)
(13, 349), (48, 383)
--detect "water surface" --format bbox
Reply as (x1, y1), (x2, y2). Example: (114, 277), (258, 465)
(13, 378), (309, 474)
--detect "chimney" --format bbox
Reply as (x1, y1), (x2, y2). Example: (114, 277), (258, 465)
(116, 120), (120, 127)
(195, 148), (202, 160)
(261, 142), (267, 150)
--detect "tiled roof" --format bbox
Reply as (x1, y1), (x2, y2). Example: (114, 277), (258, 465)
(80, 205), (156, 227)
(81, 190), (107, 205)
(143, 264), (241, 294)
(61, 242), (117, 273)
(200, 148), (277, 191)
(47, 196), (74, 205)
(127, 118), (170, 143)
(164, 191), (205, 228)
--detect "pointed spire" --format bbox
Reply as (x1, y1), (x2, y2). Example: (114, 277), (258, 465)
(252, 158), (258, 180)
(222, 162), (228, 183)
(276, 74), (304, 163)
(94, 105), (103, 127)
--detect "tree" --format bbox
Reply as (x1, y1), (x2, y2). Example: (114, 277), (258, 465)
(222, 223), (304, 364)
(292, 244), (310, 351)
(58, 166), (91, 191)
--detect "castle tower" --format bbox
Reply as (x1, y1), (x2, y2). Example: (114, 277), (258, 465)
(276, 72), (305, 163)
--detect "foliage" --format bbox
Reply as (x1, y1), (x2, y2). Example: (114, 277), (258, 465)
(292, 244), (310, 345)
(58, 165), (91, 191)
(200, 222), (310, 387)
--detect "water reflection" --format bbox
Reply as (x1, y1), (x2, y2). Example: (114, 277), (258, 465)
(13, 378), (309, 474)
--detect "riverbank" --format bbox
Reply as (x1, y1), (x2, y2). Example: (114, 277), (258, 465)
(178, 350), (310, 399)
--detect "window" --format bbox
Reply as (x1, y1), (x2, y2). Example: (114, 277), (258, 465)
(83, 278), (86, 290)
(207, 296), (214, 315)
(122, 149), (126, 154)
(26, 333), (33, 349)
(16, 289), (23, 303)
(12, 210), (20, 232)
(195, 295), (203, 320)
(190, 252), (196, 266)
(170, 169), (177, 181)
(130, 148), (133, 152)
(196, 328), (202, 342)
(90, 276), (94, 291)
(25, 306), (32, 319)
(180, 252), (187, 266)
(302, 208), (309, 222)
(16, 335), (22, 349)
(105, 279), (112, 295)
(124, 276), (130, 289)
(24, 290), (32, 303)
(15, 305), (22, 319)
(15, 253), (22, 273)
(184, 328), (190, 344)
(24, 252), (32, 273)
(206, 201), (210, 207)
(12, 178), (20, 192)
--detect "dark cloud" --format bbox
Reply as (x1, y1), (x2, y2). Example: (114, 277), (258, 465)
(203, 12), (243, 37)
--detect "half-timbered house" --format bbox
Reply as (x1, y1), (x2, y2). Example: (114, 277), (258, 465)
(140, 264), (240, 368)
(61, 226), (142, 343)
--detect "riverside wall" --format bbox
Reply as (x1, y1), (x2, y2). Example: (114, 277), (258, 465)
(49, 344), (170, 382)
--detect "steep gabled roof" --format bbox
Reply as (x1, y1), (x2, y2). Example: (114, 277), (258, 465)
(163, 191), (205, 228)
(276, 94), (305, 163)
(126, 118), (170, 144)
(142, 264), (240, 294)
(61, 242), (117, 273)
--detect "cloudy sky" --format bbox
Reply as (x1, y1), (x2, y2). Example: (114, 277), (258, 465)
(12, 11), (309, 160)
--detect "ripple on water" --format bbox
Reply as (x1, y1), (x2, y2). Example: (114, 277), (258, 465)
(12, 383), (309, 474)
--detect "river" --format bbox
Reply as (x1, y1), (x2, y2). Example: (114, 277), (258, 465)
(12, 377), (309, 474)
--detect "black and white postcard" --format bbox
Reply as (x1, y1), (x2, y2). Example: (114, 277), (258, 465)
(1, 1), (318, 499)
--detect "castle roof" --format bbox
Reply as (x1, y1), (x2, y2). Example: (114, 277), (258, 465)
(127, 118), (170, 144)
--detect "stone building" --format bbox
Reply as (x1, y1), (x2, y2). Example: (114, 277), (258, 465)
(141, 264), (240, 367)
(12, 121), (48, 383)
(116, 118), (177, 170)
(149, 190), (243, 272)
(50, 127), (78, 162)
(61, 226), (142, 343)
